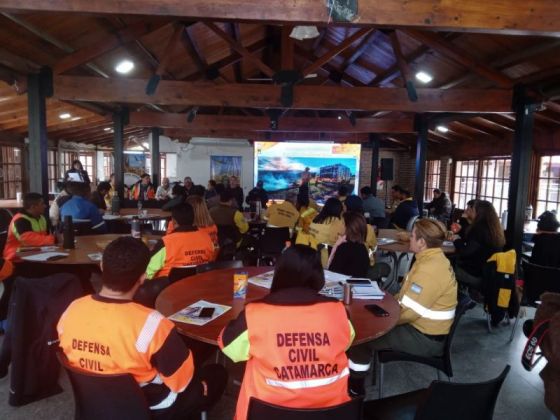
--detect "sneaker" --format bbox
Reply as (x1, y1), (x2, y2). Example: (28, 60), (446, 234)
(459, 295), (476, 311)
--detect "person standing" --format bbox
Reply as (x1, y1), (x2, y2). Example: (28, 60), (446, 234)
(57, 237), (227, 418)
(130, 173), (155, 201)
(245, 180), (268, 212)
(219, 245), (354, 420)
(64, 160), (91, 185)
(227, 175), (244, 211)
(155, 177), (172, 201)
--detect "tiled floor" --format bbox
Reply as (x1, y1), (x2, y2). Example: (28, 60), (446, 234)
(0, 305), (552, 419)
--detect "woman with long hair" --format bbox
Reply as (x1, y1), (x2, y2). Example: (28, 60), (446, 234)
(328, 211), (370, 278)
(219, 245), (354, 420)
(308, 197), (346, 246)
(186, 195), (218, 248)
(454, 199), (505, 293)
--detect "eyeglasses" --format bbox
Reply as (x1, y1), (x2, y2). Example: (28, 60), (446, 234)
(522, 318), (550, 371)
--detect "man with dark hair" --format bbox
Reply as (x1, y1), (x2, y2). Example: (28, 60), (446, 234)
(245, 180), (268, 212)
(58, 237), (227, 418)
(337, 185), (349, 202)
(227, 175), (244, 211)
(390, 189), (419, 229)
(3, 192), (55, 261)
(209, 189), (249, 243)
(360, 186), (385, 219)
(131, 173), (155, 201)
(146, 203), (215, 279)
(60, 182), (107, 234)
(90, 181), (111, 211)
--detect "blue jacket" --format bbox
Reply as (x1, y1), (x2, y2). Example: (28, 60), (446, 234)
(391, 198), (419, 229)
(60, 196), (107, 233)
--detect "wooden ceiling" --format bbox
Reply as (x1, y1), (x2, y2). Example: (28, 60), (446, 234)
(0, 2), (559, 154)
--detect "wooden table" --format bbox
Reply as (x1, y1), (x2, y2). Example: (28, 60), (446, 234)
(155, 267), (400, 346)
(104, 208), (171, 221)
(0, 199), (23, 210)
(15, 233), (159, 265)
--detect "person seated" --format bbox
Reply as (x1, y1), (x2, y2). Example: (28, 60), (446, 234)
(387, 185), (403, 214)
(155, 177), (172, 201)
(104, 173), (116, 208)
(426, 188), (452, 223)
(60, 182), (107, 234)
(306, 197), (346, 247)
(206, 183), (224, 210)
(4, 192), (55, 261)
(264, 192), (299, 229)
(183, 176), (194, 196)
(90, 181), (111, 212)
(64, 159), (91, 185)
(190, 185), (206, 198)
(130, 173), (156, 201)
(57, 237), (227, 418)
(162, 184), (187, 212)
(219, 245), (355, 420)
(452, 199), (478, 240)
(295, 193), (317, 234)
(360, 186), (385, 221)
(146, 203), (216, 280)
(343, 195), (377, 254)
(337, 185), (349, 202)
(245, 180), (268, 212)
(453, 200), (504, 303)
(186, 195), (219, 250)
(49, 182), (73, 228)
(209, 189), (249, 246)
(530, 211), (560, 267)
(390, 189), (419, 229)
(328, 212), (371, 278)
(348, 219), (457, 395)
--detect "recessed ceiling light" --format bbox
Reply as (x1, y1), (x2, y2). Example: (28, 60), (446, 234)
(337, 115), (343, 120)
(415, 71), (433, 84)
(115, 59), (134, 74)
(59, 112), (71, 119)
(436, 125), (449, 133)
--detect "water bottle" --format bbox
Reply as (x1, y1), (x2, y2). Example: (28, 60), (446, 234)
(131, 216), (142, 239)
(111, 193), (120, 214)
(137, 200), (143, 217)
(62, 215), (75, 249)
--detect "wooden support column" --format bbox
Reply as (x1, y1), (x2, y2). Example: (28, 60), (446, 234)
(414, 115), (428, 215)
(369, 133), (381, 196)
(112, 109), (128, 201)
(27, 67), (52, 201)
(506, 86), (540, 255)
(150, 127), (161, 188)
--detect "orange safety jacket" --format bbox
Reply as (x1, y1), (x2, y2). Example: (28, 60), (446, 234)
(219, 288), (355, 420)
(57, 294), (195, 410)
(131, 183), (155, 200)
(3, 212), (55, 261)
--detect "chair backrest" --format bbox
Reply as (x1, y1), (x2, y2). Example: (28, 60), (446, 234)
(217, 224), (241, 246)
(196, 260), (244, 274)
(442, 303), (468, 377)
(259, 226), (290, 255)
(406, 215), (419, 232)
(57, 352), (151, 420)
(522, 260), (560, 303)
(415, 365), (510, 420)
(168, 265), (197, 283)
(248, 397), (363, 420)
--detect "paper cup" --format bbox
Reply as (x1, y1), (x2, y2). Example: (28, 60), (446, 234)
(233, 272), (248, 299)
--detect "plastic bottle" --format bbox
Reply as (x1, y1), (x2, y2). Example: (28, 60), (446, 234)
(343, 283), (353, 305)
(111, 193), (120, 214)
(131, 216), (142, 239)
(62, 215), (75, 249)
(501, 210), (508, 229)
(137, 199), (143, 217)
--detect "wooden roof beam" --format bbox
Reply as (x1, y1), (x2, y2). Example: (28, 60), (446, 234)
(339, 30), (379, 75)
(52, 75), (514, 113)
(228, 23), (245, 80)
(401, 29), (514, 89)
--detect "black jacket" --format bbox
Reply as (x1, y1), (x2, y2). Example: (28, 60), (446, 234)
(454, 225), (502, 277)
(64, 168), (91, 185)
(530, 233), (560, 268)
(391, 199), (419, 229)
(329, 241), (370, 278)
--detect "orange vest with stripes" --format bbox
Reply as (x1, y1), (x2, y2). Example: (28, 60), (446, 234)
(158, 230), (215, 277)
(236, 301), (351, 420)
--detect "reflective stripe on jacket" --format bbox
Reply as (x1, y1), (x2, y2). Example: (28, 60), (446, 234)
(3, 212), (54, 261)
(396, 247), (457, 335)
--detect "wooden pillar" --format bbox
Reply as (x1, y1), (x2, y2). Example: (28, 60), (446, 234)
(369, 133), (381, 196)
(112, 109), (128, 201)
(414, 114), (428, 215)
(150, 127), (161, 188)
(506, 86), (539, 254)
(27, 67), (52, 201)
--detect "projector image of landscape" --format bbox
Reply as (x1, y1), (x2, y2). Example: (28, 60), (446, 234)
(255, 143), (359, 204)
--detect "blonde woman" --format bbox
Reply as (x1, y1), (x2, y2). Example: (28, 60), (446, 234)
(186, 195), (219, 249)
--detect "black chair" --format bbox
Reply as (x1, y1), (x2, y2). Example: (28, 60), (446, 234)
(168, 265), (198, 283)
(248, 397), (363, 420)
(364, 365), (510, 420)
(257, 226), (290, 266)
(57, 352), (151, 420)
(372, 216), (388, 229)
(217, 224), (241, 261)
(196, 260), (244, 274)
(377, 304), (467, 398)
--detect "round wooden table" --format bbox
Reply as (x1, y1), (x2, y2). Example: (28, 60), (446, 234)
(104, 208), (171, 221)
(15, 233), (159, 265)
(156, 267), (400, 346)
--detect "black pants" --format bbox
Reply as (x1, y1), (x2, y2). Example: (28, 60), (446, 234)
(151, 364), (228, 420)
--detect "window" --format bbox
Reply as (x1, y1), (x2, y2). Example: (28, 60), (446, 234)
(103, 152), (114, 181)
(0, 146), (22, 199)
(424, 160), (441, 201)
(453, 160), (479, 210)
(145, 153), (167, 178)
(59, 150), (77, 179)
(77, 152), (95, 183)
(47, 150), (57, 193)
(536, 155), (560, 215)
(479, 158), (511, 215)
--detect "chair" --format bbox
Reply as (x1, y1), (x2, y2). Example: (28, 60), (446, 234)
(377, 303), (467, 398)
(364, 365), (510, 420)
(217, 224), (241, 261)
(257, 226), (290, 266)
(248, 397), (363, 420)
(406, 215), (419, 232)
(168, 265), (198, 283)
(196, 260), (244, 274)
(57, 352), (151, 420)
(372, 216), (388, 229)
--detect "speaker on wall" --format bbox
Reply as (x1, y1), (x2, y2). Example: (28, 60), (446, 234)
(380, 158), (394, 181)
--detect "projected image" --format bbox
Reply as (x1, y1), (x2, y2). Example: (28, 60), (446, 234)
(255, 142), (361, 204)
